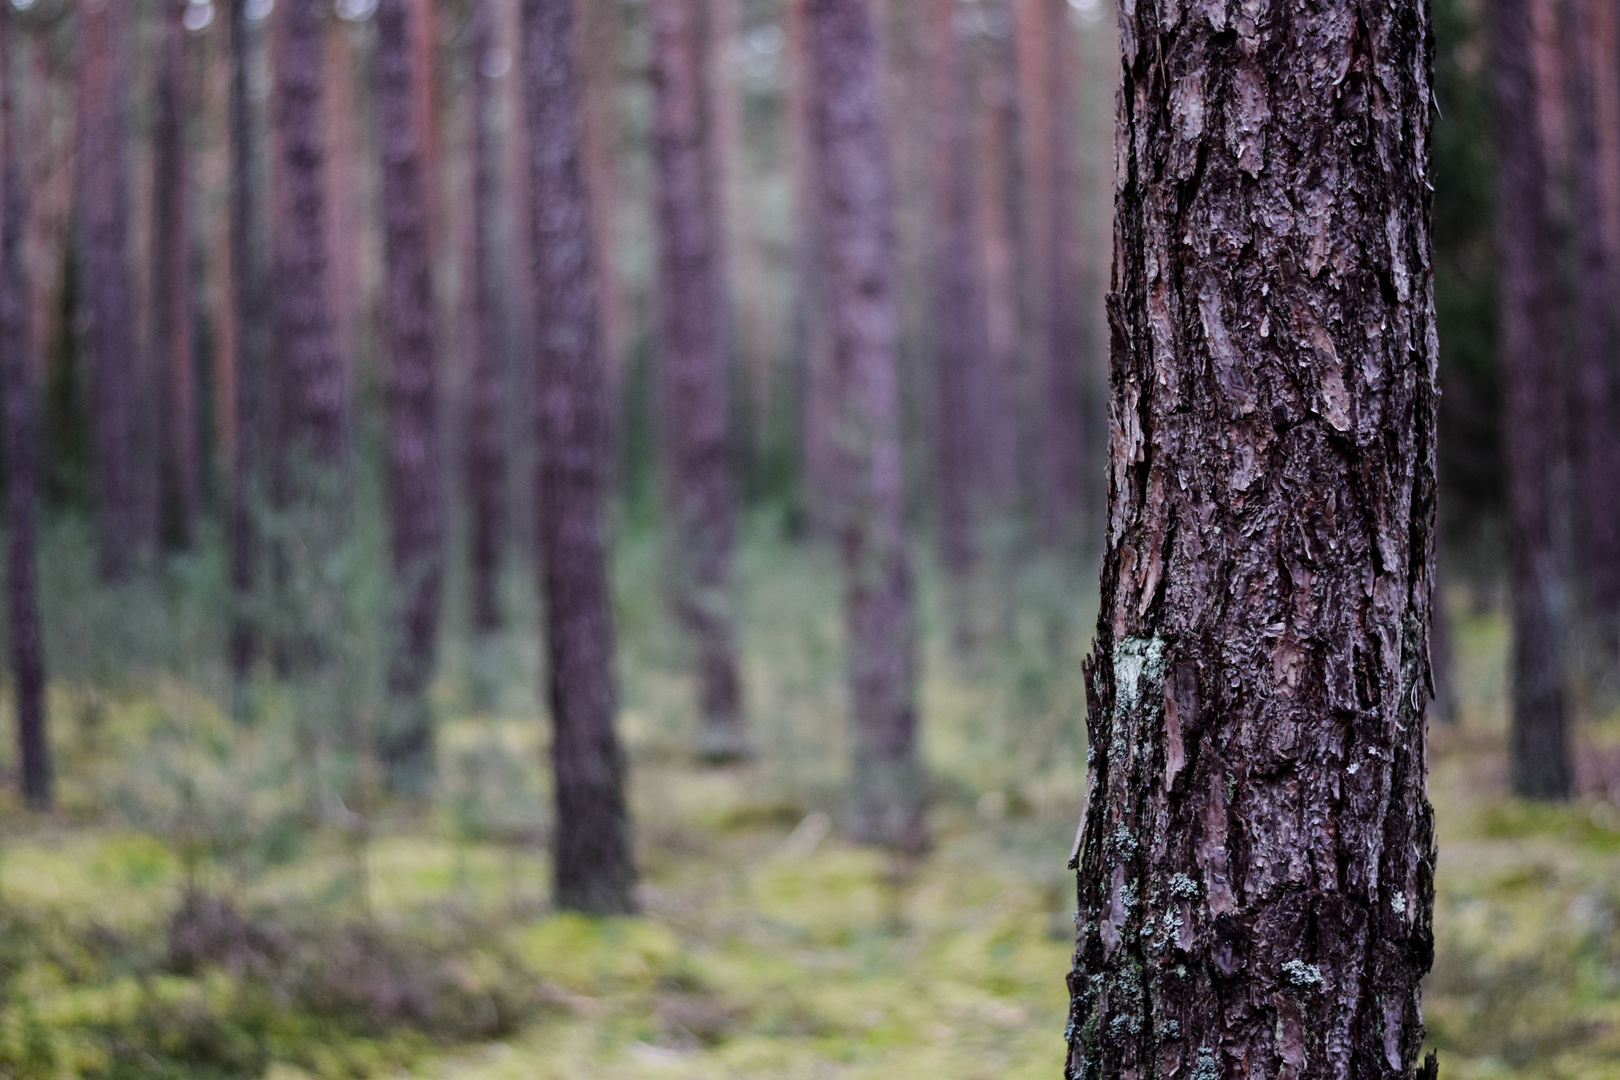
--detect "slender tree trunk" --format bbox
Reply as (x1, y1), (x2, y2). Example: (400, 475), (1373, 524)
(1038, 0), (1085, 546)
(806, 0), (927, 854)
(227, 0), (263, 691)
(373, 0), (446, 796)
(151, 0), (197, 550)
(521, 0), (637, 915)
(1567, 0), (1620, 665)
(324, 17), (364, 379)
(576, 0), (629, 407)
(1065, 2), (1440, 1076)
(465, 0), (507, 636)
(1, 4), (50, 811)
(76, 0), (138, 582)
(926, 0), (993, 583)
(650, 0), (747, 762)
(1490, 0), (1573, 800)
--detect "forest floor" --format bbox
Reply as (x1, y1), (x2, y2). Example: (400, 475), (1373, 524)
(0, 519), (1617, 1079)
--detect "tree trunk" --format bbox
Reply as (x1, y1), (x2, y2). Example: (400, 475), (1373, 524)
(1567, 0), (1620, 665)
(650, 0), (747, 762)
(464, 0), (507, 636)
(1065, 2), (1440, 1076)
(521, 0), (637, 915)
(576, 0), (629, 409)
(374, 0), (446, 796)
(151, 0), (197, 551)
(227, 0), (264, 690)
(806, 0), (926, 854)
(926, 0), (993, 582)
(75, 0), (138, 582)
(1038, 0), (1085, 546)
(1489, 0), (1573, 800)
(1, 4), (50, 811)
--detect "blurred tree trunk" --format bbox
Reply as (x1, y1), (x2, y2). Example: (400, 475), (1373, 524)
(521, 0), (637, 915)
(1568, 0), (1620, 665)
(1037, 0), (1085, 546)
(75, 0), (138, 582)
(227, 0), (264, 692)
(374, 0), (446, 797)
(925, 0), (992, 584)
(1065, 0), (1439, 1075)
(464, 0), (507, 636)
(151, 0), (197, 550)
(650, 0), (747, 762)
(2, 4), (50, 811)
(1490, 0), (1573, 800)
(576, 0), (629, 410)
(323, 17), (364, 379)
(806, 0), (926, 853)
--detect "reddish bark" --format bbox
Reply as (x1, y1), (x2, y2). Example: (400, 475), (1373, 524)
(521, 0), (637, 914)
(1066, 1), (1440, 1075)
(650, 0), (747, 761)
(151, 0), (197, 550)
(2, 3), (50, 810)
(575, 0), (629, 403)
(464, 0), (507, 636)
(1490, 0), (1573, 800)
(75, 0), (139, 582)
(374, 0), (447, 796)
(806, 0), (926, 853)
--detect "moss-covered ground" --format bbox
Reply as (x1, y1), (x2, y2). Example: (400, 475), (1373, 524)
(0, 520), (1616, 1078)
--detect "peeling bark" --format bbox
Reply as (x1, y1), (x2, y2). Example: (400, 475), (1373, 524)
(806, 0), (927, 853)
(521, 0), (638, 914)
(1066, 1), (1440, 1076)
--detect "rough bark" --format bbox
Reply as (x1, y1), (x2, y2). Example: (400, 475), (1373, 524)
(926, 0), (995, 582)
(1567, 0), (1620, 664)
(806, 0), (927, 854)
(152, 0), (197, 550)
(1, 4), (50, 811)
(521, 0), (638, 915)
(1038, 0), (1086, 546)
(374, 0), (447, 796)
(650, 0), (747, 762)
(1489, 0), (1573, 800)
(1065, 2), (1440, 1077)
(75, 0), (138, 582)
(227, 0), (264, 689)
(464, 0), (507, 636)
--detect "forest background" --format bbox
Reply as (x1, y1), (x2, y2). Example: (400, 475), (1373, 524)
(0, 0), (1616, 1077)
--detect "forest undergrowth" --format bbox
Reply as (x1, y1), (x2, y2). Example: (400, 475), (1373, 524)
(0, 513), (1616, 1079)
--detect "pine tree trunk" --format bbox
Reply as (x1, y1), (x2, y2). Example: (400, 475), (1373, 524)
(521, 0), (637, 915)
(1038, 0), (1085, 546)
(1567, 0), (1620, 665)
(151, 0), (197, 551)
(926, 0), (992, 582)
(1065, 2), (1440, 1076)
(464, 0), (507, 636)
(806, 0), (926, 854)
(227, 0), (263, 690)
(1489, 0), (1573, 801)
(76, 0), (138, 582)
(576, 0), (629, 408)
(374, 0), (446, 796)
(650, 0), (747, 762)
(1, 5), (50, 811)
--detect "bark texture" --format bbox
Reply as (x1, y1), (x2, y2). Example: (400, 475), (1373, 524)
(1567, 0), (1620, 663)
(2, 4), (51, 810)
(375, 0), (447, 796)
(152, 0), (197, 550)
(464, 0), (507, 636)
(650, 0), (747, 762)
(521, 0), (637, 915)
(1489, 0), (1573, 800)
(76, 0), (138, 582)
(806, 0), (926, 853)
(576, 0), (629, 402)
(227, 0), (263, 689)
(1066, 2), (1440, 1077)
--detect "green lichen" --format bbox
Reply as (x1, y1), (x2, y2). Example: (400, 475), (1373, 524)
(1283, 959), (1324, 989)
